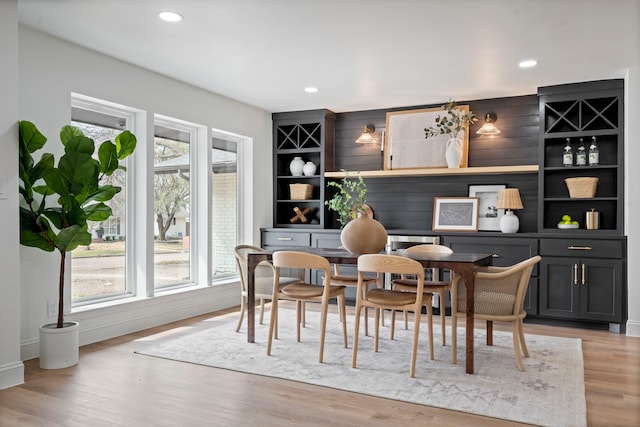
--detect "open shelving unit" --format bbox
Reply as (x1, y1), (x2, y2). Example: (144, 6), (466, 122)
(537, 80), (624, 234)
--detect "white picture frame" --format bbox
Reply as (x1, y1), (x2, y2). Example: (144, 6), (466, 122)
(468, 184), (506, 231)
(432, 197), (479, 232)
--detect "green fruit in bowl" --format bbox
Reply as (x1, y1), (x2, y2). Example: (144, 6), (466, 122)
(561, 214), (572, 222)
(571, 221), (579, 225)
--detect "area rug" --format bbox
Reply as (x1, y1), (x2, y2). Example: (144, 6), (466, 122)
(135, 309), (586, 427)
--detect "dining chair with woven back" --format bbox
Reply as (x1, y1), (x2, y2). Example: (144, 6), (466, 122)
(390, 244), (454, 346)
(352, 253), (434, 378)
(268, 250), (348, 363)
(233, 245), (303, 333)
(450, 255), (542, 371)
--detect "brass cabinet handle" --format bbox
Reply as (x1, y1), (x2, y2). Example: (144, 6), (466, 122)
(573, 263), (578, 285)
(582, 263), (586, 285)
(568, 245), (592, 251)
(277, 237), (292, 241)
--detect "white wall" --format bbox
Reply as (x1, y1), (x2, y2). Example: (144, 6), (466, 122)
(0, 0), (24, 390)
(16, 26), (274, 360)
(625, 66), (640, 336)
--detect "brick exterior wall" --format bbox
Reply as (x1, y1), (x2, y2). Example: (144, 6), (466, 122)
(212, 172), (237, 275)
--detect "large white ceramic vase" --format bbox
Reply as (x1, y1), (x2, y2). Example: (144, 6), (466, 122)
(445, 137), (463, 168)
(340, 216), (388, 254)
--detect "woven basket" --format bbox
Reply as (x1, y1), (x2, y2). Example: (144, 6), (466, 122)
(565, 177), (598, 198)
(289, 183), (314, 200)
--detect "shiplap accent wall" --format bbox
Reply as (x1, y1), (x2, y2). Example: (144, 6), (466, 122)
(328, 95), (539, 232)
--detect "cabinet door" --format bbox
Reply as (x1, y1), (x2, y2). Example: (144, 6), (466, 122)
(580, 258), (623, 322)
(539, 257), (579, 319)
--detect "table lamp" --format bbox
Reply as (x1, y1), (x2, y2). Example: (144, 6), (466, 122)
(496, 188), (523, 233)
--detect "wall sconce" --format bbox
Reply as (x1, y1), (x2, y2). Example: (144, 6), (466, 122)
(355, 125), (377, 144)
(496, 188), (523, 233)
(476, 112), (501, 135)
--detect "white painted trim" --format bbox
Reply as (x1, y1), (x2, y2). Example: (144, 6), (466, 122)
(0, 362), (25, 390)
(21, 283), (240, 361)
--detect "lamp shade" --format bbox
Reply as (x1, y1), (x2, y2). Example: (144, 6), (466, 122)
(355, 125), (377, 144)
(496, 188), (523, 210)
(476, 112), (501, 135)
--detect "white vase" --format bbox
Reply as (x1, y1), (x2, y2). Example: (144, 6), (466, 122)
(302, 161), (317, 176)
(289, 156), (304, 176)
(445, 138), (463, 168)
(340, 216), (388, 254)
(39, 321), (79, 369)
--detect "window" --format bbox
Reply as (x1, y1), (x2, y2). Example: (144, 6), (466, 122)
(70, 96), (136, 303)
(154, 119), (194, 289)
(69, 94), (247, 308)
(211, 133), (238, 279)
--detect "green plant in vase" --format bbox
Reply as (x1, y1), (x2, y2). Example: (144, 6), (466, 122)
(325, 171), (367, 228)
(424, 99), (478, 140)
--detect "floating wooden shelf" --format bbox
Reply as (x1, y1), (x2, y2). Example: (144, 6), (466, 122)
(324, 165), (538, 178)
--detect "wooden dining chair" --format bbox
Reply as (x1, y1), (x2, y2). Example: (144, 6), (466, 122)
(352, 254), (433, 378)
(330, 247), (383, 336)
(233, 245), (303, 333)
(268, 251), (348, 363)
(450, 255), (542, 371)
(390, 244), (453, 346)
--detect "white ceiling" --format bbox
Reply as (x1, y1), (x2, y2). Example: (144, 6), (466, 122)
(17, 0), (640, 113)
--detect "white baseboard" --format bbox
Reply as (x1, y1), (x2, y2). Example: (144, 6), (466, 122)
(626, 319), (640, 337)
(0, 361), (24, 390)
(21, 283), (239, 362)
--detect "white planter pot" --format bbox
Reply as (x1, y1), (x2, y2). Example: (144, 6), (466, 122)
(39, 321), (79, 369)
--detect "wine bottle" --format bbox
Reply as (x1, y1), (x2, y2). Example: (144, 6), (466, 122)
(563, 138), (573, 167)
(589, 136), (599, 166)
(576, 138), (587, 166)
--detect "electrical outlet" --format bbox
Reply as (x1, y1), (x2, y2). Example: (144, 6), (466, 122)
(47, 300), (57, 317)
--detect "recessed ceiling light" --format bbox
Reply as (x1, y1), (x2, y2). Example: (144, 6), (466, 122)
(158, 11), (183, 22)
(519, 59), (538, 69)
(304, 87), (318, 93)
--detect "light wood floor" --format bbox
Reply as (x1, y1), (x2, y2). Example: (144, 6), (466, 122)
(1, 305), (639, 427)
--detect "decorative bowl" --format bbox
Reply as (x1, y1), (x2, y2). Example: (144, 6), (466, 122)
(557, 223), (579, 229)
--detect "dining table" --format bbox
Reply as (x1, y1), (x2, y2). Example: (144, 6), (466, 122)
(246, 247), (493, 374)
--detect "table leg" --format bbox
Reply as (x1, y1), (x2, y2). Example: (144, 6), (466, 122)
(247, 255), (259, 343)
(456, 264), (476, 374)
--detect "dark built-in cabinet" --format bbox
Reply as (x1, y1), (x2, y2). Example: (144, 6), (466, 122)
(272, 110), (335, 228)
(265, 79), (627, 331)
(538, 80), (624, 234)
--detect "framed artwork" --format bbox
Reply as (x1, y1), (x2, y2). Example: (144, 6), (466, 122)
(384, 105), (470, 170)
(468, 184), (506, 231)
(432, 197), (479, 232)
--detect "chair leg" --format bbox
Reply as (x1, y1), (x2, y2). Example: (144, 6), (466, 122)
(404, 310), (409, 330)
(390, 310), (396, 340)
(518, 319), (529, 357)
(296, 300), (302, 343)
(486, 320), (493, 346)
(451, 315), (458, 364)
(340, 295), (348, 348)
(235, 296), (246, 332)
(513, 321), (525, 371)
(364, 307), (369, 337)
(426, 298), (434, 360)
(352, 304), (363, 368)
(374, 308), (380, 353)
(439, 289), (446, 346)
(267, 298), (278, 356)
(318, 298), (329, 363)
(259, 298), (265, 325)
(410, 306), (422, 378)
(302, 301), (306, 328)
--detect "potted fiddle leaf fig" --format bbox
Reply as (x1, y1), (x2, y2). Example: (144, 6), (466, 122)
(18, 120), (137, 369)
